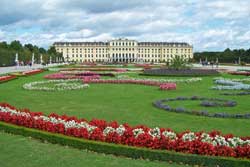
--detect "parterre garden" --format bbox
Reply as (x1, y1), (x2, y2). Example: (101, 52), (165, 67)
(1, 64), (250, 166)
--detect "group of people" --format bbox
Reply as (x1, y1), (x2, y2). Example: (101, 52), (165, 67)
(15, 61), (32, 67)
(201, 60), (219, 68)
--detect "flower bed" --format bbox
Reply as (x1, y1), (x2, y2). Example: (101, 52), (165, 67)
(1, 103), (250, 159)
(0, 75), (17, 83)
(212, 78), (250, 90)
(159, 83), (177, 90)
(44, 73), (101, 80)
(83, 79), (176, 90)
(116, 75), (202, 83)
(9, 72), (26, 77)
(152, 96), (249, 119)
(60, 68), (126, 72)
(135, 64), (152, 69)
(22, 69), (44, 76)
(143, 69), (220, 76)
(114, 69), (127, 73)
(23, 79), (89, 91)
(228, 71), (250, 76)
(221, 92), (250, 96)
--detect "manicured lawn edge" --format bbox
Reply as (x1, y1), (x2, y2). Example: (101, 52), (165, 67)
(0, 121), (249, 167)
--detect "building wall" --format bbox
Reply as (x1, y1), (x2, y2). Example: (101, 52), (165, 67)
(54, 39), (193, 63)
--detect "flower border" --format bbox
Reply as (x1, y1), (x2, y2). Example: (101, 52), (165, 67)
(23, 79), (89, 91)
(1, 103), (250, 159)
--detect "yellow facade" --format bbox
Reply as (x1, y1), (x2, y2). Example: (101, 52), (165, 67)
(53, 38), (193, 63)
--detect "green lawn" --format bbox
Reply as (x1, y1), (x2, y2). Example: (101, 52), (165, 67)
(0, 132), (184, 167)
(0, 71), (249, 136)
(1, 70), (250, 166)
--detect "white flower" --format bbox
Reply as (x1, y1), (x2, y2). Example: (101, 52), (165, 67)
(108, 77), (202, 83)
(214, 135), (229, 146)
(103, 126), (116, 136)
(201, 133), (213, 144)
(116, 125), (126, 136)
(212, 78), (250, 90)
(162, 131), (177, 140)
(182, 132), (197, 142)
(23, 79), (89, 91)
(148, 127), (161, 139)
(133, 128), (144, 138)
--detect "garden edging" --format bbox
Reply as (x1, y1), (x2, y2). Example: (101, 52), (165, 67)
(0, 121), (249, 167)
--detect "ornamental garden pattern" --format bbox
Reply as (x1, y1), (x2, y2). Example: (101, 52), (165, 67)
(1, 63), (250, 166)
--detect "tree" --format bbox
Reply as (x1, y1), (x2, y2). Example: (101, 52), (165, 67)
(47, 46), (57, 55)
(194, 48), (250, 64)
(24, 44), (34, 52)
(0, 41), (8, 49)
(0, 40), (63, 66)
(39, 47), (46, 54)
(10, 40), (22, 51)
(168, 55), (191, 70)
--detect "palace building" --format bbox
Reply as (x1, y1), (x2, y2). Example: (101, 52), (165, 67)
(53, 38), (193, 63)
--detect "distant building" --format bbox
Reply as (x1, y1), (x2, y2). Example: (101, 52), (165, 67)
(53, 38), (193, 63)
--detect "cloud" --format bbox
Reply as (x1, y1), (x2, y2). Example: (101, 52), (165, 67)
(0, 0), (249, 51)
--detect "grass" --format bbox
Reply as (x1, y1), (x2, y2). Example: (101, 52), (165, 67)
(0, 71), (250, 136)
(1, 69), (250, 166)
(0, 131), (184, 167)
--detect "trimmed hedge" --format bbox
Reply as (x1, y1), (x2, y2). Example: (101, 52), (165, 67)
(0, 121), (249, 167)
(142, 69), (220, 77)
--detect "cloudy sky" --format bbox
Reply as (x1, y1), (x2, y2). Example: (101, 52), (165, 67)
(0, 0), (250, 51)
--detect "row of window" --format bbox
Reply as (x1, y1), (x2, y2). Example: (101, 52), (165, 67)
(69, 53), (191, 58)
(112, 48), (135, 51)
(58, 48), (191, 53)
(138, 48), (191, 53)
(71, 54), (109, 58)
(110, 41), (136, 46)
(112, 53), (135, 58)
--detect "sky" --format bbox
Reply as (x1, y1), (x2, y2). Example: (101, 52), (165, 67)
(0, 0), (250, 52)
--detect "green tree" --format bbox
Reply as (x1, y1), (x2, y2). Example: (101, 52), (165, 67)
(10, 40), (23, 51)
(168, 55), (191, 70)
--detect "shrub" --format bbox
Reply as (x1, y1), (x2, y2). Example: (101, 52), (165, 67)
(143, 69), (220, 76)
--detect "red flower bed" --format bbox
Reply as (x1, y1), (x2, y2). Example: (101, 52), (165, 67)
(1, 102), (250, 159)
(0, 75), (17, 83)
(135, 64), (151, 67)
(160, 83), (177, 90)
(44, 73), (101, 80)
(82, 62), (97, 66)
(22, 69), (44, 76)
(83, 79), (176, 90)
(228, 71), (250, 76)
(60, 68), (121, 71)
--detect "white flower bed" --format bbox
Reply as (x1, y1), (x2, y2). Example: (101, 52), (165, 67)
(1, 105), (250, 148)
(103, 125), (126, 136)
(48, 68), (60, 72)
(212, 78), (250, 90)
(182, 132), (198, 142)
(23, 79), (89, 91)
(214, 77), (250, 82)
(162, 131), (178, 140)
(114, 76), (202, 83)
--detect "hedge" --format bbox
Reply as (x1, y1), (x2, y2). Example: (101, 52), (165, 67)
(142, 69), (220, 77)
(0, 121), (249, 167)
